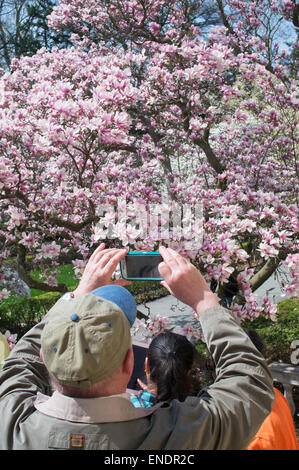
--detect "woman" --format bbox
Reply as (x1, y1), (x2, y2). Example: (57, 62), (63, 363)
(130, 331), (195, 408)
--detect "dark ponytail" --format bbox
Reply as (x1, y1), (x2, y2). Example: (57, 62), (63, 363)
(147, 332), (194, 403)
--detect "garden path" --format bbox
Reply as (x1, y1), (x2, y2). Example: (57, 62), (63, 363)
(133, 265), (291, 339)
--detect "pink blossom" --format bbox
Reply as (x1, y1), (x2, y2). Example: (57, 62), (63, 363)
(20, 232), (36, 249)
(0, 288), (9, 300)
(133, 314), (171, 342)
(38, 242), (61, 260)
(0, 0), (297, 329)
(181, 325), (204, 341)
(7, 207), (26, 227)
(4, 330), (17, 351)
(72, 259), (87, 277)
(258, 242), (279, 258)
(45, 276), (58, 287)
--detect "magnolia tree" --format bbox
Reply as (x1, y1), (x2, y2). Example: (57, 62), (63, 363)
(0, 0), (298, 337)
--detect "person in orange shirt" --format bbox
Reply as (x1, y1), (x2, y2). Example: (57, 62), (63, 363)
(204, 329), (298, 450)
(247, 386), (299, 450)
(245, 330), (298, 450)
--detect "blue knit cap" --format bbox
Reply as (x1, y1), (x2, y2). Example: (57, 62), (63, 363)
(91, 285), (136, 327)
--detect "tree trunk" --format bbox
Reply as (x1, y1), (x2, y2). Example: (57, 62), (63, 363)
(17, 244), (68, 293)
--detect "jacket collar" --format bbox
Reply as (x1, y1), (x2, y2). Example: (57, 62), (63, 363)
(34, 390), (159, 423)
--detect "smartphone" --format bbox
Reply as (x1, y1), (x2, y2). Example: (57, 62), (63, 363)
(127, 342), (148, 390)
(120, 251), (163, 281)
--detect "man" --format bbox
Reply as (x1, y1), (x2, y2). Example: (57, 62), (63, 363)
(0, 244), (274, 450)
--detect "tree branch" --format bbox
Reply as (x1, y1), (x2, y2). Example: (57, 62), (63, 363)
(137, 113), (173, 178)
(293, 2), (299, 28)
(3, 187), (98, 231)
(50, 215), (98, 232)
(249, 250), (288, 292)
(193, 131), (225, 175)
(216, 0), (242, 55)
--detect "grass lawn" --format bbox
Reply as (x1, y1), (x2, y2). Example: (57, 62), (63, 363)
(29, 264), (78, 297)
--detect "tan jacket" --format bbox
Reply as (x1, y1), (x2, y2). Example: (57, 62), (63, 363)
(0, 304), (274, 450)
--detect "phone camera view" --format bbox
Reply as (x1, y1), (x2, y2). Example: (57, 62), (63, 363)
(123, 254), (163, 280)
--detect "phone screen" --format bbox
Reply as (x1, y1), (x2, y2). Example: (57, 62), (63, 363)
(127, 343), (148, 390)
(121, 253), (163, 280)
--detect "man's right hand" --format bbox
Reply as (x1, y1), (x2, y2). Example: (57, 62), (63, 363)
(158, 246), (219, 316)
(72, 243), (129, 298)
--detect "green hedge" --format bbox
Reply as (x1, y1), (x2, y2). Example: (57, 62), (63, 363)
(250, 297), (299, 363)
(126, 281), (168, 305)
(0, 292), (61, 337)
(0, 281), (169, 338)
(194, 297), (299, 365)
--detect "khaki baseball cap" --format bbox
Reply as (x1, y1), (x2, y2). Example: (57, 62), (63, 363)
(41, 288), (134, 388)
